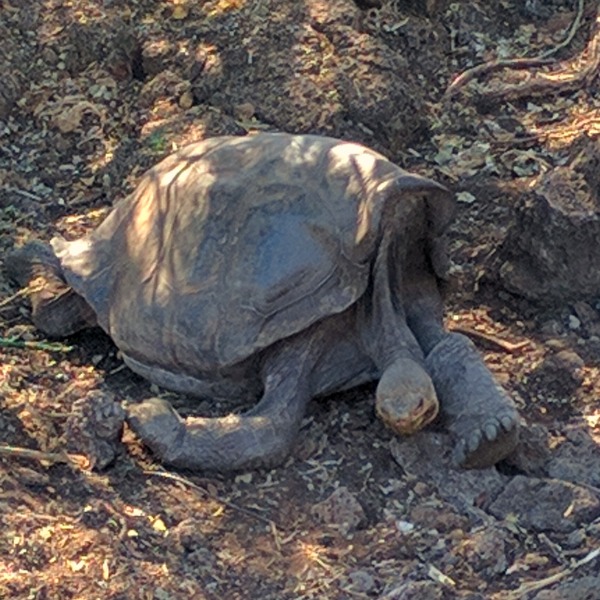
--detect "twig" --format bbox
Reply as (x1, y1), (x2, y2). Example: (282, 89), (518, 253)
(7, 187), (45, 202)
(481, 3), (599, 102)
(446, 58), (554, 96)
(539, 0), (586, 59)
(446, 0), (588, 96)
(0, 336), (73, 352)
(0, 281), (46, 310)
(449, 326), (530, 353)
(0, 444), (87, 468)
(504, 546), (600, 599)
(0, 287), (30, 309)
(143, 468), (284, 531)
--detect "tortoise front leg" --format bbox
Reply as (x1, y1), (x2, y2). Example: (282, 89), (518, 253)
(404, 273), (520, 468)
(424, 332), (520, 468)
(126, 335), (317, 472)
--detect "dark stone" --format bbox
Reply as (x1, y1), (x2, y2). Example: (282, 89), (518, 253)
(497, 157), (600, 304)
(488, 475), (600, 533)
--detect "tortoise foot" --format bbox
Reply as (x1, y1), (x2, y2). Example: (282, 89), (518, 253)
(126, 398), (185, 464)
(426, 332), (520, 469)
(450, 408), (519, 469)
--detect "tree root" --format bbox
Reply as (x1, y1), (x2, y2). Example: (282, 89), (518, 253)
(446, 0), (599, 102)
(449, 326), (530, 354)
(0, 444), (88, 469)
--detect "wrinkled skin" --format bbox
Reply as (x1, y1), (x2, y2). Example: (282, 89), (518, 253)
(5, 133), (519, 471)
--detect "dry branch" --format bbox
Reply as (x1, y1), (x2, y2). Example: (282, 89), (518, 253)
(0, 444), (88, 468)
(504, 546), (600, 599)
(446, 0), (598, 101)
(449, 326), (530, 353)
(143, 468), (284, 531)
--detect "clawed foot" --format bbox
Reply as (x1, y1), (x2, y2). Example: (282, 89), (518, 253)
(450, 408), (519, 469)
(126, 397), (186, 464)
(426, 332), (520, 469)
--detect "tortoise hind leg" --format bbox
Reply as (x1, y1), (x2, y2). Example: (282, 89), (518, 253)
(6, 241), (96, 337)
(404, 273), (519, 468)
(126, 331), (320, 472)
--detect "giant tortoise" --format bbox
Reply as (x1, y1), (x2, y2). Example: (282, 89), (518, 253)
(7, 133), (519, 471)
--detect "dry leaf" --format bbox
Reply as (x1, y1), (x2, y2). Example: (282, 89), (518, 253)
(171, 4), (189, 19)
(151, 517), (167, 532)
(52, 101), (103, 134)
(178, 90), (194, 109)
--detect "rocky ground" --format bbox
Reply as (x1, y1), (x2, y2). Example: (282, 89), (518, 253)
(0, 0), (599, 598)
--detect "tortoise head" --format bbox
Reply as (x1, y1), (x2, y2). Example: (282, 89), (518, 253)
(5, 240), (96, 337)
(375, 357), (439, 435)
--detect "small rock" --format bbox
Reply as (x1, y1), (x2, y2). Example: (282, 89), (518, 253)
(546, 427), (600, 487)
(409, 503), (468, 533)
(141, 40), (171, 77)
(488, 475), (600, 533)
(532, 576), (600, 600)
(529, 349), (585, 397)
(504, 422), (550, 476)
(453, 527), (508, 576)
(233, 102), (255, 121)
(394, 520), (415, 534)
(311, 486), (365, 535)
(380, 581), (444, 600)
(390, 433), (507, 511)
(344, 570), (376, 594)
(568, 315), (581, 330)
(572, 301), (600, 337)
(553, 349), (585, 370)
(139, 70), (190, 109)
(40, 46), (58, 65)
(563, 529), (586, 549)
(539, 320), (565, 336)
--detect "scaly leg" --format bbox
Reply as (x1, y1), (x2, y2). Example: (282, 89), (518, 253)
(404, 272), (519, 468)
(126, 329), (320, 472)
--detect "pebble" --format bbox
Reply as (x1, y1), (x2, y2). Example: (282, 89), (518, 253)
(564, 529), (586, 549)
(345, 570), (376, 594)
(311, 486), (365, 535)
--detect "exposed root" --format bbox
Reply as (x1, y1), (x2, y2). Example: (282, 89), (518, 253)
(143, 468), (285, 531)
(0, 287), (31, 310)
(446, 57), (554, 97)
(449, 326), (530, 353)
(446, 0), (598, 101)
(502, 546), (600, 600)
(0, 444), (89, 469)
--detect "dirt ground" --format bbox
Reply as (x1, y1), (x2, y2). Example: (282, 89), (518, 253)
(1, 0), (599, 598)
